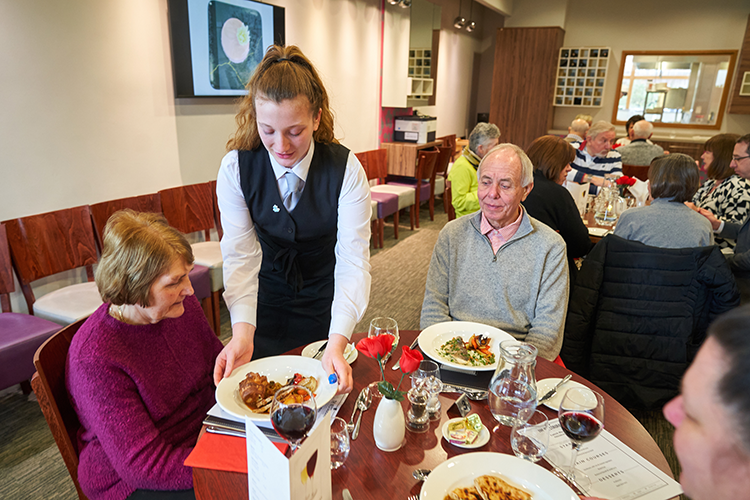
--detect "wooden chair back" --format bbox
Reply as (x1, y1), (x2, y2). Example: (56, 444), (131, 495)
(416, 149), (439, 184)
(356, 149), (389, 183)
(4, 207), (98, 314)
(31, 317), (89, 500)
(159, 183), (216, 240)
(622, 164), (650, 181)
(435, 146), (453, 178)
(0, 223), (15, 312)
(437, 134), (458, 161)
(209, 180), (223, 240)
(89, 193), (162, 249)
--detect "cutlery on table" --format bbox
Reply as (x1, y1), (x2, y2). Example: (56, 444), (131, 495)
(441, 384), (488, 401)
(407, 495), (419, 500)
(538, 374), (572, 404)
(412, 468), (431, 481)
(203, 421), (285, 443)
(351, 387), (373, 440)
(347, 389), (367, 433)
(312, 341), (328, 360)
(342, 488), (354, 500)
(393, 337), (420, 370)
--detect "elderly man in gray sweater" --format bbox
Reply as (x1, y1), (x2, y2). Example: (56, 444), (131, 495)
(420, 144), (569, 360)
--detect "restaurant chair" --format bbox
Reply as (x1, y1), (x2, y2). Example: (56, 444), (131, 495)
(31, 317), (90, 500)
(622, 164), (650, 182)
(89, 194), (218, 334)
(159, 183), (223, 332)
(444, 181), (456, 221)
(3, 206), (102, 325)
(0, 223), (60, 392)
(562, 234), (740, 410)
(359, 149), (414, 242)
(369, 200), (381, 248)
(386, 148), (439, 227)
(437, 134), (458, 162)
(209, 180), (223, 240)
(434, 146), (453, 214)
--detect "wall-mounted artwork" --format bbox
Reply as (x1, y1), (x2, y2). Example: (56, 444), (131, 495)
(554, 47), (609, 108)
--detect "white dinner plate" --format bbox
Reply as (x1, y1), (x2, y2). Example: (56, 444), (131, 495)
(300, 340), (358, 364)
(441, 416), (490, 449)
(418, 321), (514, 372)
(215, 356), (337, 422)
(536, 377), (590, 410)
(419, 452), (577, 500)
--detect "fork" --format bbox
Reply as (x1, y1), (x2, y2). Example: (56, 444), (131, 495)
(407, 495), (419, 500)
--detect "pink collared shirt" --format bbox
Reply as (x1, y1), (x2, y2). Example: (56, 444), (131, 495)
(480, 207), (524, 254)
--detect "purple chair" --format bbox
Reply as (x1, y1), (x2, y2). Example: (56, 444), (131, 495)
(385, 149), (439, 228)
(0, 223), (60, 392)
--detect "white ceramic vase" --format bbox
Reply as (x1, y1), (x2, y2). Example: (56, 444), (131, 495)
(373, 396), (405, 451)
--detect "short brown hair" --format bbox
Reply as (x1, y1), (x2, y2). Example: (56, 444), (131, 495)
(227, 45), (337, 151)
(705, 133), (740, 180)
(526, 135), (576, 183)
(648, 153), (700, 203)
(95, 210), (194, 307)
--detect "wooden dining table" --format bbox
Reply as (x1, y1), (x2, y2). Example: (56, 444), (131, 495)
(193, 330), (677, 500)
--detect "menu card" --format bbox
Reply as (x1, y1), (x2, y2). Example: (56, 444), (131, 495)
(544, 420), (682, 500)
(246, 413), (332, 500)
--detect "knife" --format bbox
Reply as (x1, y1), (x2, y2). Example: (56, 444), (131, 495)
(392, 337), (420, 370)
(203, 415), (285, 443)
(538, 374), (572, 404)
(312, 341), (328, 360)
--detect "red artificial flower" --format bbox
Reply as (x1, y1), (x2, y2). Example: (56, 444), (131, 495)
(616, 175), (637, 187)
(398, 346), (423, 374)
(355, 334), (395, 360)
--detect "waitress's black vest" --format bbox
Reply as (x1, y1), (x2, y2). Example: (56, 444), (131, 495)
(238, 143), (348, 358)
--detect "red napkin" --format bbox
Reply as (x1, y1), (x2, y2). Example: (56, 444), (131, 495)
(185, 432), (288, 473)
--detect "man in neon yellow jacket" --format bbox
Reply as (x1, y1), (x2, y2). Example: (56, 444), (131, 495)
(447, 123), (501, 217)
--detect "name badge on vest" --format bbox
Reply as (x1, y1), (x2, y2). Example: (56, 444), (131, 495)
(273, 204), (280, 213)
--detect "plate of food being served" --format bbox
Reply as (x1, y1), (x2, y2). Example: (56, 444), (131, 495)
(418, 321), (514, 372)
(419, 452), (577, 500)
(215, 355), (337, 421)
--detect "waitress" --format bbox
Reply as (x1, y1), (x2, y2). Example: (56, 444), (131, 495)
(214, 45), (371, 394)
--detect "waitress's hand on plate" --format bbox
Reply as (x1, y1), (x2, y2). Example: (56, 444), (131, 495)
(214, 322), (256, 386)
(321, 333), (353, 394)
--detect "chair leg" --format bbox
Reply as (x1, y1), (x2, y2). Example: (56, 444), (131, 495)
(393, 211), (399, 239)
(410, 205), (415, 230)
(378, 219), (384, 247)
(415, 191), (421, 229)
(201, 296), (215, 333)
(429, 194), (435, 221)
(212, 290), (222, 336)
(20, 380), (32, 395)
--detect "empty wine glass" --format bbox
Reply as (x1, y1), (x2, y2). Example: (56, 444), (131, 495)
(330, 417), (350, 469)
(270, 385), (317, 455)
(511, 410), (549, 462)
(558, 387), (605, 489)
(411, 360), (443, 419)
(368, 317), (399, 364)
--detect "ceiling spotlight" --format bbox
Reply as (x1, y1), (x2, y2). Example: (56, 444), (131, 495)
(466, 20), (476, 32)
(387, 0), (400, 5)
(400, 0), (411, 7)
(453, 0), (465, 29)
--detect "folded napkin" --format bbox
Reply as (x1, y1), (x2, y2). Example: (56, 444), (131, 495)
(628, 178), (649, 205)
(564, 181), (590, 215)
(185, 432), (288, 473)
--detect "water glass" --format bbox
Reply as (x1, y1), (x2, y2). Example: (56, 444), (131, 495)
(412, 360), (442, 420)
(511, 410), (549, 462)
(330, 417), (350, 469)
(488, 377), (537, 427)
(368, 317), (399, 364)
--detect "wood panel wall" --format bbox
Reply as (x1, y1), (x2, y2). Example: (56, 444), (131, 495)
(728, 14), (750, 114)
(489, 27), (565, 150)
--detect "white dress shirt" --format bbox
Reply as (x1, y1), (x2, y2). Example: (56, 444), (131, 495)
(216, 141), (372, 340)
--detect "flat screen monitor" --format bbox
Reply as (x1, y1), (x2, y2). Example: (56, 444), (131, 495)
(168, 0), (285, 98)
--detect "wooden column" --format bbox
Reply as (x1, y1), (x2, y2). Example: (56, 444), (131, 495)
(489, 27), (565, 150)
(728, 14), (750, 114)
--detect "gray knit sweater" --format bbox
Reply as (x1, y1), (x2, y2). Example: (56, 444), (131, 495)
(420, 210), (569, 360)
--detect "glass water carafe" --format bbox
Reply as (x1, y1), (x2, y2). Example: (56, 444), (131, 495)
(593, 175), (626, 226)
(488, 341), (538, 426)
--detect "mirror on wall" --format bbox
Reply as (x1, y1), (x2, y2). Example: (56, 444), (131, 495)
(613, 51), (737, 129)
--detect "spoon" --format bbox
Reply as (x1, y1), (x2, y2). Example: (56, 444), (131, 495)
(412, 469), (431, 481)
(352, 388), (373, 440)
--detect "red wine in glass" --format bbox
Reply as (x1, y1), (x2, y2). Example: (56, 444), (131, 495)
(557, 387), (604, 490)
(559, 411), (603, 443)
(270, 385), (317, 455)
(271, 405), (316, 442)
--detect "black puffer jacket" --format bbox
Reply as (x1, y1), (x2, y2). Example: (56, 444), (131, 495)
(561, 235), (740, 410)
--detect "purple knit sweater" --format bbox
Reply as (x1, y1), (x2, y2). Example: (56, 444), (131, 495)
(67, 295), (224, 500)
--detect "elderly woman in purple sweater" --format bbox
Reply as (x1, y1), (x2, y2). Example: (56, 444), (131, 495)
(67, 210), (224, 500)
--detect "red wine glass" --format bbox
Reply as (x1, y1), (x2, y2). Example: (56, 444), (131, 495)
(270, 385), (317, 455)
(557, 387), (604, 490)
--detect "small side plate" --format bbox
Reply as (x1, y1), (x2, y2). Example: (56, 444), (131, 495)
(301, 340), (358, 364)
(441, 416), (491, 449)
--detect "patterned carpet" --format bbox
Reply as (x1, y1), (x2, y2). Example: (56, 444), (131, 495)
(0, 200), (684, 499)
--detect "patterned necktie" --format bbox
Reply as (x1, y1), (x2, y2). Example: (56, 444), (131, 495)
(282, 171), (304, 211)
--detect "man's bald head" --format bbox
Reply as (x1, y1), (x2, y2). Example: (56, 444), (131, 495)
(569, 119), (590, 136)
(632, 120), (653, 139)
